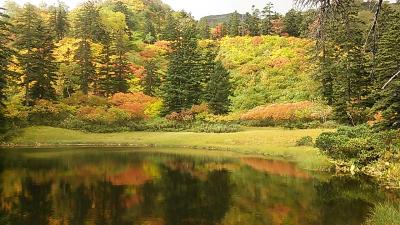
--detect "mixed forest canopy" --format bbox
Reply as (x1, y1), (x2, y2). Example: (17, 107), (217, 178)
(0, 0), (399, 135)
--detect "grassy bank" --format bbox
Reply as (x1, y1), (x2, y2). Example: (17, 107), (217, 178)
(3, 126), (333, 171)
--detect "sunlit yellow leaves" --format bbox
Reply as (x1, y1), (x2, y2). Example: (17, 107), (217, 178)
(99, 8), (126, 33)
(109, 0), (145, 11)
(54, 37), (80, 62)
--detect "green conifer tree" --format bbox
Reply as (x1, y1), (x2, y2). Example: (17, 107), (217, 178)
(228, 11), (240, 36)
(283, 9), (303, 37)
(48, 2), (69, 41)
(205, 61), (231, 114)
(142, 59), (161, 97)
(162, 15), (202, 113)
(15, 4), (57, 103)
(261, 2), (274, 35)
(374, 7), (400, 129)
(0, 8), (14, 131)
(73, 1), (102, 94)
(197, 19), (211, 39)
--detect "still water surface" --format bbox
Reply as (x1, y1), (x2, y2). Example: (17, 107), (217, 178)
(0, 148), (398, 225)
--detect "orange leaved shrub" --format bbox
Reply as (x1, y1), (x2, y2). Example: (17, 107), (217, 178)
(108, 92), (159, 120)
(241, 101), (332, 123)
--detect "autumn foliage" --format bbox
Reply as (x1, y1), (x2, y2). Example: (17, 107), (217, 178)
(241, 101), (332, 123)
(109, 92), (161, 119)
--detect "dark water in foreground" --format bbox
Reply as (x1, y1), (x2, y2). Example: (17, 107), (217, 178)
(0, 148), (398, 225)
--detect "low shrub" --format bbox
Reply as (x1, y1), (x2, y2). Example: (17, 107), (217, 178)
(61, 116), (147, 133)
(165, 104), (210, 123)
(144, 118), (190, 132)
(63, 92), (109, 107)
(191, 122), (241, 133)
(315, 125), (400, 166)
(76, 106), (131, 125)
(28, 100), (76, 126)
(296, 136), (314, 146)
(109, 92), (161, 120)
(240, 101), (332, 128)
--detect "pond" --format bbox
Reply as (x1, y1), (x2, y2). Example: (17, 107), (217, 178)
(0, 148), (398, 225)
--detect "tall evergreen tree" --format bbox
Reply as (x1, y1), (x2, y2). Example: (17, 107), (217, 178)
(249, 5), (261, 36)
(15, 4), (57, 104)
(48, 2), (69, 41)
(0, 8), (14, 130)
(197, 19), (211, 39)
(97, 8), (130, 96)
(73, 1), (102, 94)
(142, 59), (161, 97)
(162, 13), (177, 41)
(261, 2), (274, 35)
(318, 1), (371, 124)
(112, 33), (130, 94)
(162, 14), (203, 113)
(283, 9), (303, 37)
(374, 7), (400, 129)
(205, 61), (231, 114)
(198, 42), (218, 100)
(144, 11), (157, 44)
(227, 11), (240, 36)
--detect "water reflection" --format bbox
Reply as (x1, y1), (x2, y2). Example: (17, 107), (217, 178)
(0, 148), (396, 225)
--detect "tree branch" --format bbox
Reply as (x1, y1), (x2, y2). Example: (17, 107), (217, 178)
(382, 69), (400, 89)
(364, 0), (383, 49)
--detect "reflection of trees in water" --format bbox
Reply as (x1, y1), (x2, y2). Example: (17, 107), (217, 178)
(0, 151), (394, 225)
(0, 154), (7, 224)
(162, 166), (231, 225)
(313, 175), (385, 225)
(8, 178), (52, 225)
(0, 153), (233, 225)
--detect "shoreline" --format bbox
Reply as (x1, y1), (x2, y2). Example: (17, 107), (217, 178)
(1, 126), (333, 171)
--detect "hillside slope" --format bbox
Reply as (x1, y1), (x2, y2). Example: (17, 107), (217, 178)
(217, 35), (317, 111)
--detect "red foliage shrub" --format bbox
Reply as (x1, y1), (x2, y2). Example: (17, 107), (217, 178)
(165, 110), (194, 122)
(129, 65), (146, 79)
(268, 57), (290, 69)
(165, 104), (209, 122)
(109, 92), (158, 119)
(241, 101), (330, 122)
(252, 36), (263, 45)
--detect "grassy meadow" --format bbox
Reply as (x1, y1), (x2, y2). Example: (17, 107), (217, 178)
(4, 126), (333, 171)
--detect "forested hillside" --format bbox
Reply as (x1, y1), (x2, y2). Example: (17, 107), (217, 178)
(0, 0), (399, 136)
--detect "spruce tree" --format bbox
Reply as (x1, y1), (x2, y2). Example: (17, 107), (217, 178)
(326, 1), (371, 124)
(374, 8), (400, 129)
(162, 14), (177, 41)
(112, 33), (130, 94)
(205, 61), (231, 114)
(162, 15), (202, 113)
(73, 1), (101, 94)
(15, 4), (57, 103)
(261, 2), (274, 35)
(228, 11), (240, 36)
(142, 59), (161, 97)
(48, 2), (69, 41)
(0, 8), (14, 130)
(144, 12), (157, 43)
(197, 19), (211, 39)
(249, 5), (261, 36)
(283, 9), (302, 37)
(198, 42), (218, 100)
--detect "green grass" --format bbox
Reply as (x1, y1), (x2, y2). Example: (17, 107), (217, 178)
(365, 203), (400, 225)
(4, 126), (333, 171)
